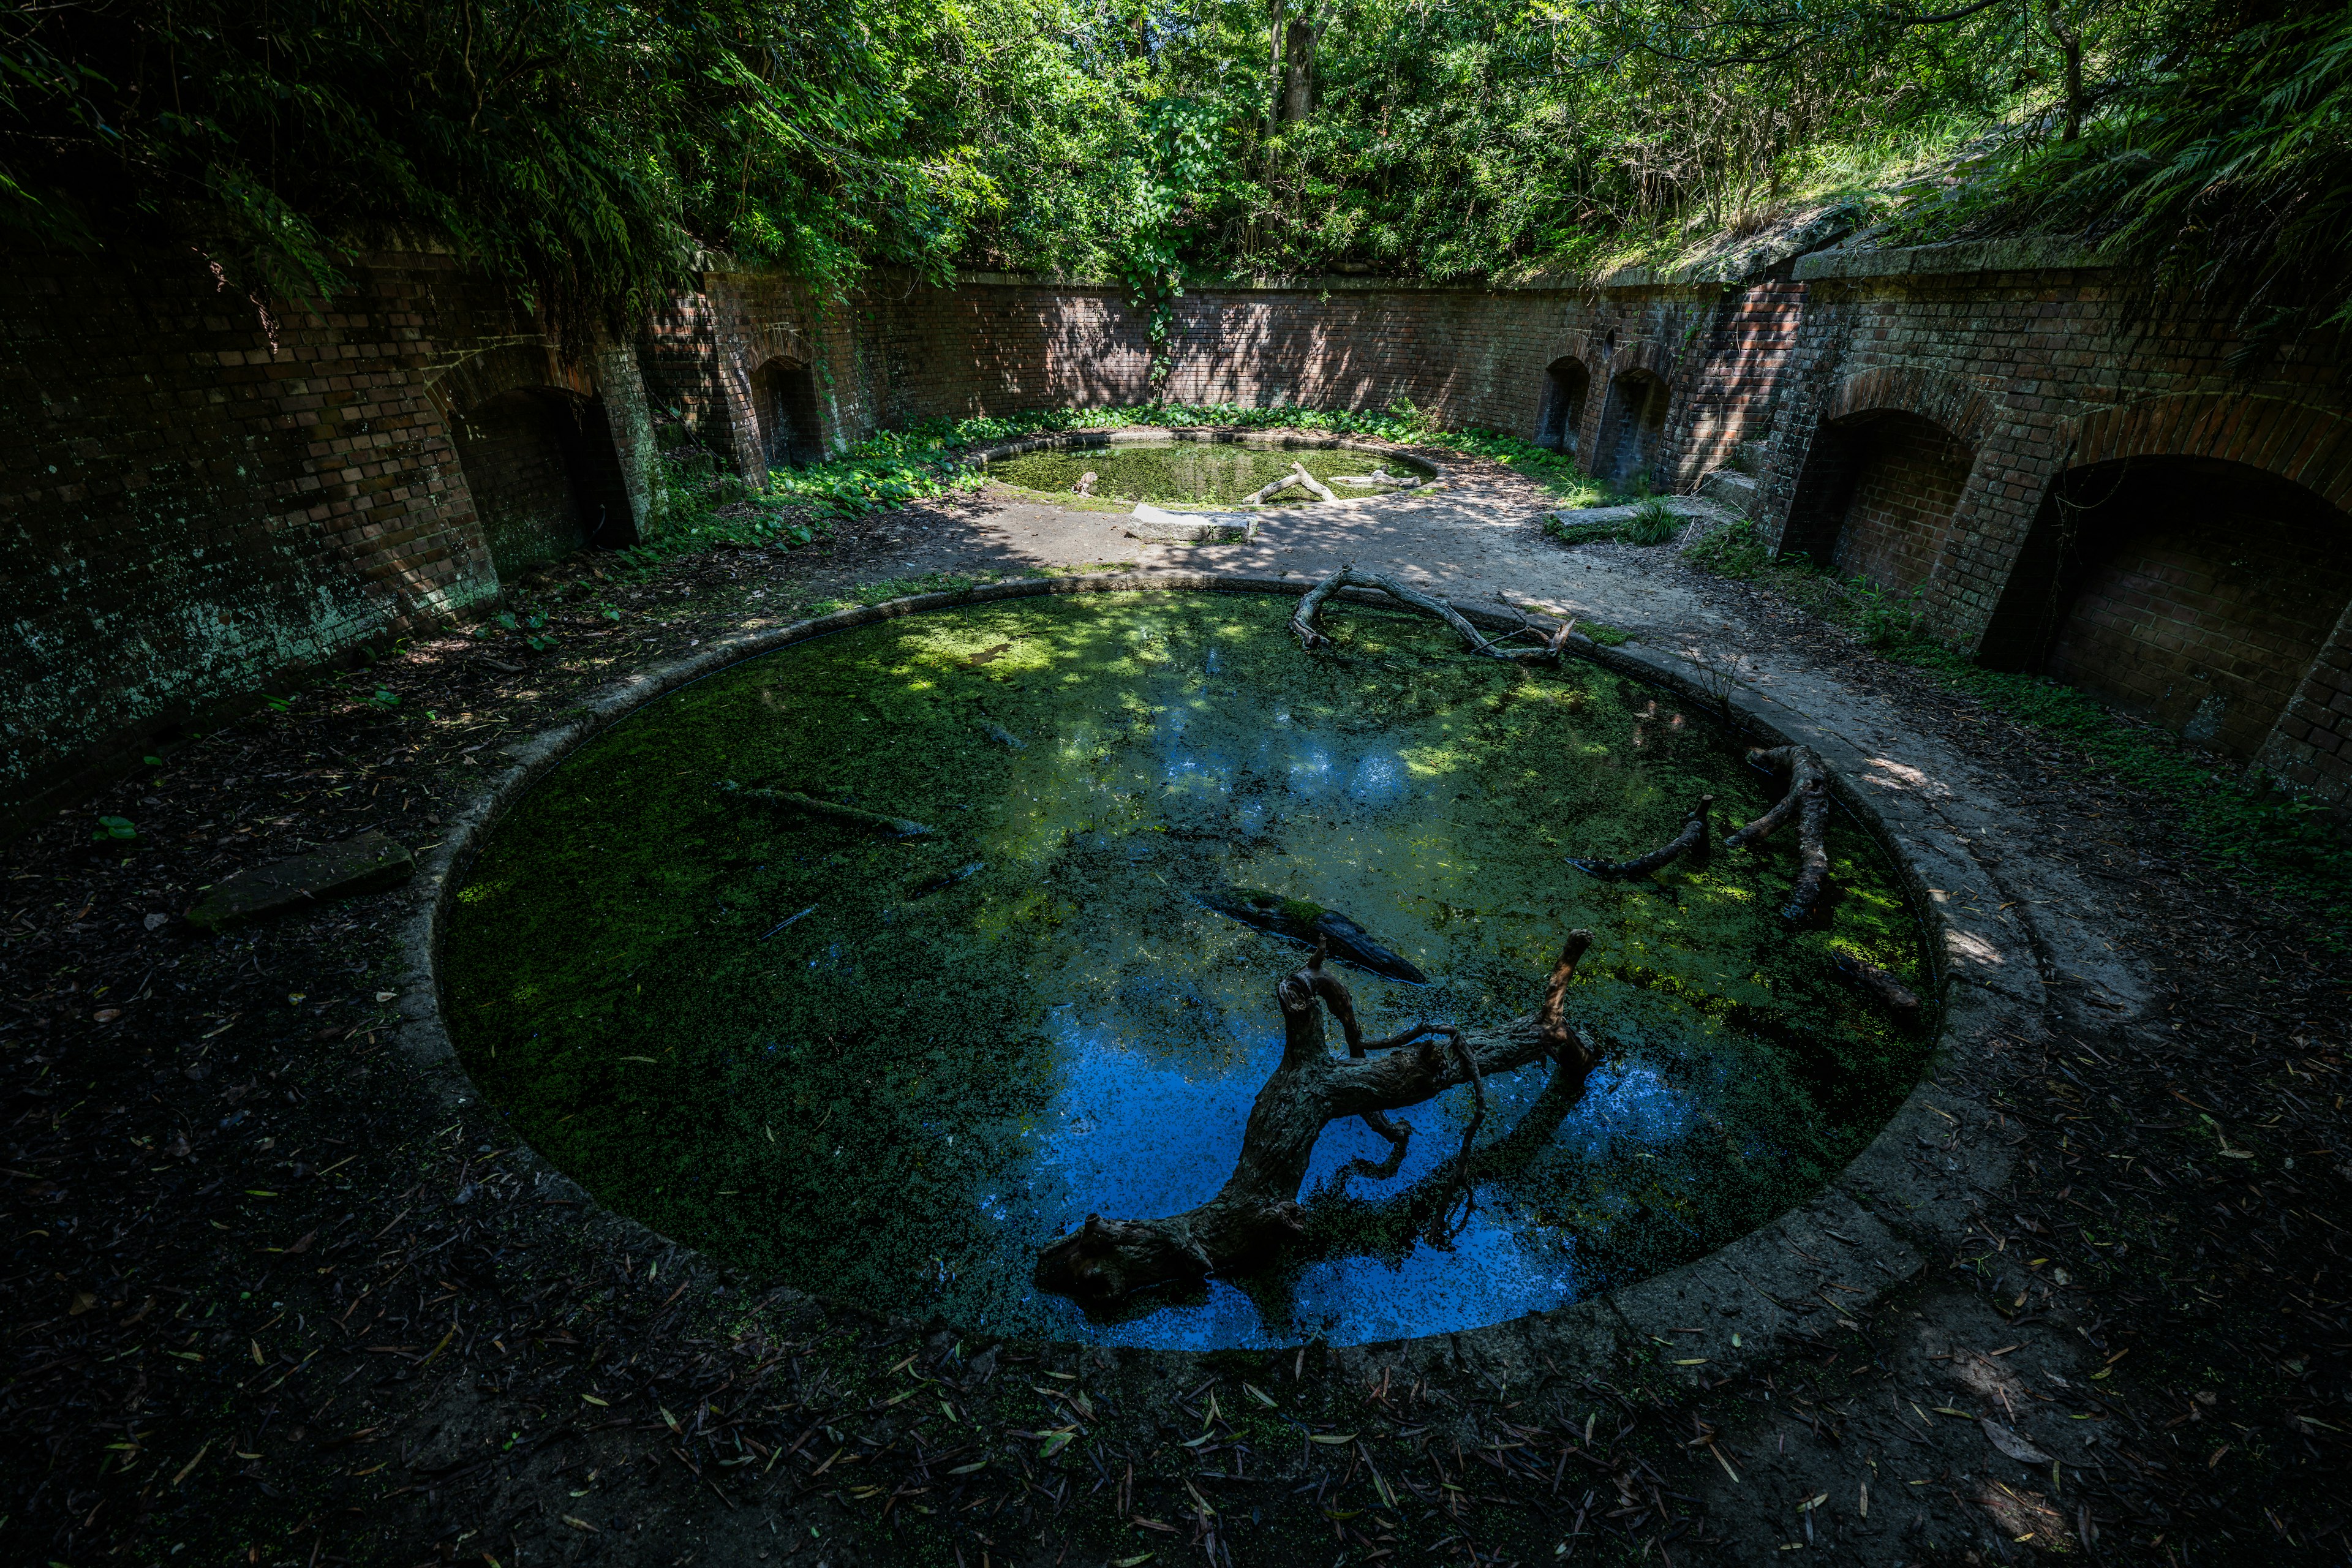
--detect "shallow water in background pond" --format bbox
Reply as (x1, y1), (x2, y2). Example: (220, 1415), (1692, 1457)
(984, 439), (1429, 505)
(443, 593), (1931, 1348)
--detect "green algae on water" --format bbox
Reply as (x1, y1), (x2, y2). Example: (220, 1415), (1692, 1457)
(984, 440), (1425, 505)
(440, 592), (1934, 1348)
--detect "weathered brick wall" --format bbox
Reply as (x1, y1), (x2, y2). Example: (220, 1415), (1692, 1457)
(1755, 243), (2352, 797)
(644, 273), (862, 480)
(844, 273), (1799, 494)
(10, 240), (2351, 835)
(2040, 466), (2352, 759)
(0, 244), (657, 837)
(1829, 415), (1976, 592)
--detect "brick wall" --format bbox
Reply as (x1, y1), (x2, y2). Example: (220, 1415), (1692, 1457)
(1828, 414), (1975, 592)
(449, 391), (587, 575)
(2038, 463), (2352, 758)
(1755, 246), (2352, 798)
(0, 244), (657, 836)
(9, 240), (2351, 832)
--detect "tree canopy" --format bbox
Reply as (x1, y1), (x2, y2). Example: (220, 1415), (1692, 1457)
(6, 0), (2346, 326)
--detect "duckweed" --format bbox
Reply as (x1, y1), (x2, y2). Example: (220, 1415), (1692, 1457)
(442, 592), (1932, 1348)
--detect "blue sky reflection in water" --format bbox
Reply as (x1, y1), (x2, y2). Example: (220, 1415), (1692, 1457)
(441, 592), (1931, 1349)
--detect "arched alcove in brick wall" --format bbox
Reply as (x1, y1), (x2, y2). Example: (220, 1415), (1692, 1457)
(752, 357), (827, 469)
(1535, 357), (1592, 456)
(1977, 458), (2352, 759)
(432, 343), (638, 584)
(1594, 368), (1671, 486)
(447, 388), (635, 583)
(1779, 410), (1978, 590)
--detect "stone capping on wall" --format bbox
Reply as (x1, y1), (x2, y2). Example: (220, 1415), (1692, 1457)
(397, 572), (2028, 1394)
(1793, 235), (2114, 282)
(963, 427), (1451, 513)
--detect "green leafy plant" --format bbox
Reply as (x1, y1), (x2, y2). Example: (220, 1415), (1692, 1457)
(1545, 515), (1623, 547)
(1620, 497), (1681, 546)
(1855, 588), (1929, 651)
(92, 816), (136, 843)
(1683, 519), (1773, 579)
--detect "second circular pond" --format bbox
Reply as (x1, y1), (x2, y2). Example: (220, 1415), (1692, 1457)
(442, 591), (1931, 1348)
(981, 437), (1432, 505)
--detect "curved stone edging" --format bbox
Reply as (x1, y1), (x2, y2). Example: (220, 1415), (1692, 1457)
(393, 571), (2032, 1390)
(963, 426), (1450, 515)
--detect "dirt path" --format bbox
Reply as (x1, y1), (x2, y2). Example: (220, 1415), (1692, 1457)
(4, 467), (2343, 1567)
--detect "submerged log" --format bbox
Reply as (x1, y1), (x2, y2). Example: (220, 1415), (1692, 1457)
(1722, 745), (1829, 849)
(1836, 953), (1923, 1018)
(1568, 793), (1714, 880)
(1245, 461), (1338, 505)
(1033, 933), (1596, 1310)
(1197, 886), (1431, 984)
(721, 783), (933, 839)
(1784, 780), (1832, 924)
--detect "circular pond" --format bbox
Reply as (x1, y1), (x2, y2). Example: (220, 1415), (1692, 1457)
(442, 591), (1932, 1348)
(980, 434), (1434, 507)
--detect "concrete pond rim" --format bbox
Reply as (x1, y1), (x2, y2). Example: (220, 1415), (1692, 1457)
(395, 571), (2032, 1391)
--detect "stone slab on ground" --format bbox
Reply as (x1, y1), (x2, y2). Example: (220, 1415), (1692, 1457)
(1122, 503), (1259, 543)
(186, 831), (414, 933)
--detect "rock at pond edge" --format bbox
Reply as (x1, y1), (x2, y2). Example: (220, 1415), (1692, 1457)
(186, 832), (415, 933)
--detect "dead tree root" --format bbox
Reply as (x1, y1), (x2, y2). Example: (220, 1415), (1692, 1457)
(1289, 564), (1553, 662)
(1721, 746), (1834, 922)
(1033, 933), (1596, 1311)
(1836, 954), (1923, 1019)
(1569, 794), (1714, 880)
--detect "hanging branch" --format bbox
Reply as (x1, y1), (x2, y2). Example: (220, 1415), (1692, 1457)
(1568, 793), (1714, 880)
(1033, 932), (1597, 1311)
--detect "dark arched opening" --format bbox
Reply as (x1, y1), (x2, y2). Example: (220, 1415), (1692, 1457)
(450, 388), (633, 583)
(1535, 357), (1589, 456)
(1779, 410), (1975, 592)
(1978, 458), (2352, 756)
(753, 357), (825, 470)
(1594, 370), (1670, 487)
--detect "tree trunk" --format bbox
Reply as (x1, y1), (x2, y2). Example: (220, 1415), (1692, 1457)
(1280, 17), (1317, 123)
(2045, 0), (2083, 141)
(1033, 933), (1595, 1311)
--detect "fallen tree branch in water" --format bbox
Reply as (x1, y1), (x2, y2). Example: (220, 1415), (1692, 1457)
(1289, 564), (1550, 662)
(1722, 746), (1833, 921)
(721, 783), (933, 839)
(1569, 793), (1714, 880)
(1033, 932), (1596, 1311)
(1837, 953), (1922, 1017)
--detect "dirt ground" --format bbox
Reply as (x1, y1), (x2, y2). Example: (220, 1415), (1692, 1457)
(6, 460), (2346, 1567)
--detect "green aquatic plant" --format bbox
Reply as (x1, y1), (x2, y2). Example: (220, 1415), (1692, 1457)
(441, 592), (1931, 1344)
